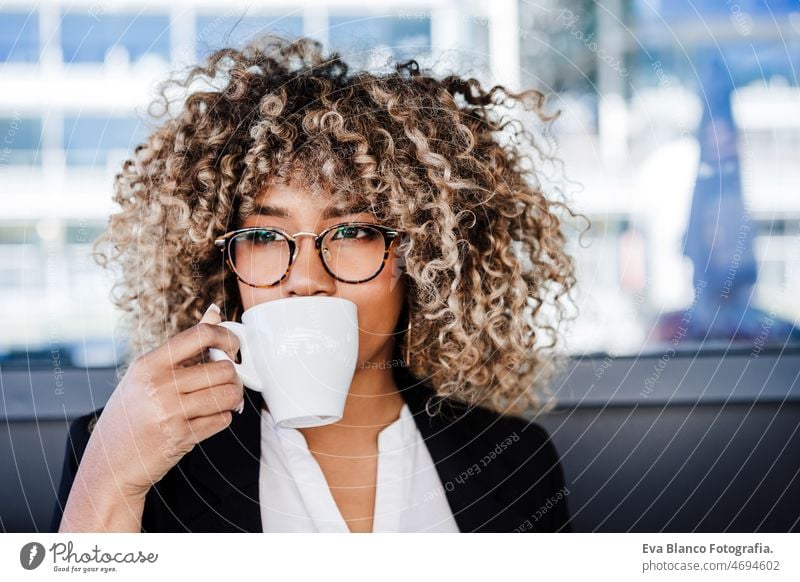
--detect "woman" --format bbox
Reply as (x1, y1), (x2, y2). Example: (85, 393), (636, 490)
(52, 35), (577, 533)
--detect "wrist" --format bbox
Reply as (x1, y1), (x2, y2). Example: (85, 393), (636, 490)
(80, 438), (152, 502)
(59, 451), (150, 533)
(60, 473), (148, 533)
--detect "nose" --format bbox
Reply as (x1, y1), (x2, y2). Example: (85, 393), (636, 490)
(282, 234), (337, 297)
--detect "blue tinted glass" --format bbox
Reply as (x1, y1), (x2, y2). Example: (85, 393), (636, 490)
(60, 13), (170, 63)
(632, 0), (799, 23)
(630, 40), (800, 89)
(0, 117), (42, 165)
(63, 117), (148, 166)
(0, 11), (39, 62)
(721, 40), (800, 84)
(629, 3), (800, 89)
(329, 16), (430, 61)
(195, 15), (303, 59)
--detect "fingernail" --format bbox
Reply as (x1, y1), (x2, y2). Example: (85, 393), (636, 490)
(201, 303), (220, 321)
(235, 398), (245, 414)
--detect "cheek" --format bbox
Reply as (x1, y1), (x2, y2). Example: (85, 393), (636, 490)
(341, 265), (406, 348)
(237, 284), (280, 312)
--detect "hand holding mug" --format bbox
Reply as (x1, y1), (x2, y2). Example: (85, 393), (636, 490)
(80, 303), (245, 499)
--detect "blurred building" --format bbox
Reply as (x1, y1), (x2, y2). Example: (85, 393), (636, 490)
(0, 0), (798, 363)
(0, 0), (502, 363)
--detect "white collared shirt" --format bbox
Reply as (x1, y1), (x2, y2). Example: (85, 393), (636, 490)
(259, 402), (460, 532)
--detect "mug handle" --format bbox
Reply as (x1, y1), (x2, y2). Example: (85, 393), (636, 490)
(208, 321), (264, 391)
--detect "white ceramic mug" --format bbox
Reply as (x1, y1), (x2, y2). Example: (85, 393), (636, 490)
(208, 296), (359, 428)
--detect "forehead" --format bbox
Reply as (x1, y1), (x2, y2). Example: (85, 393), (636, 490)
(255, 181), (330, 208)
(249, 181), (373, 221)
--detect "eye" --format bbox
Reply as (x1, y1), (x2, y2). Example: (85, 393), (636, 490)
(244, 229), (282, 244)
(331, 225), (376, 241)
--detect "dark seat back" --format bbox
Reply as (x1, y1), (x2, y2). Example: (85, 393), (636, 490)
(2, 349), (798, 532)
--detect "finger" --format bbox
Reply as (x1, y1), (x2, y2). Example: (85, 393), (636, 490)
(170, 360), (242, 395)
(187, 410), (234, 443)
(152, 319), (240, 369)
(196, 303), (240, 363)
(179, 383), (244, 419)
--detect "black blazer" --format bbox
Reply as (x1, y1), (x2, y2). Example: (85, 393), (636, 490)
(50, 365), (572, 533)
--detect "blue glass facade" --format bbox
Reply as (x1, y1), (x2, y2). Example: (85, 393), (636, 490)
(62, 116), (148, 166)
(195, 15), (303, 59)
(0, 11), (39, 62)
(0, 117), (42, 165)
(328, 15), (430, 61)
(60, 12), (170, 63)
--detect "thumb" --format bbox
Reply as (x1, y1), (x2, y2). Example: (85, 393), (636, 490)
(199, 302), (222, 324)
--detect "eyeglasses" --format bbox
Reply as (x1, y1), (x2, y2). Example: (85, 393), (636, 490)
(214, 222), (402, 287)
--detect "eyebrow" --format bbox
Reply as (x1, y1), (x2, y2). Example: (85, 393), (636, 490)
(252, 204), (370, 220)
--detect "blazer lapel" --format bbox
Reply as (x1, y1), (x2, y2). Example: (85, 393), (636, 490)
(393, 366), (524, 532)
(179, 386), (265, 532)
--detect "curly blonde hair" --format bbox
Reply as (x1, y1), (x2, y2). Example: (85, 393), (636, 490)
(93, 34), (578, 416)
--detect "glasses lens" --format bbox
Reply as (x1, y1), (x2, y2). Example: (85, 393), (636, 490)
(322, 224), (387, 282)
(229, 229), (290, 286)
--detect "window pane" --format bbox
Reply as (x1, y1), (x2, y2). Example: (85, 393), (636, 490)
(60, 12), (170, 63)
(62, 116), (148, 166)
(632, 0), (800, 23)
(195, 15), (303, 59)
(0, 117), (42, 166)
(0, 11), (39, 62)
(329, 15), (431, 63)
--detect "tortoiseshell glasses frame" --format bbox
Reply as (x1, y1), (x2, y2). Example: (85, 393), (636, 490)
(214, 222), (403, 287)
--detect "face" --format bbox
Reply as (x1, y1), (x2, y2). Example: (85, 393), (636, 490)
(234, 181), (407, 369)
